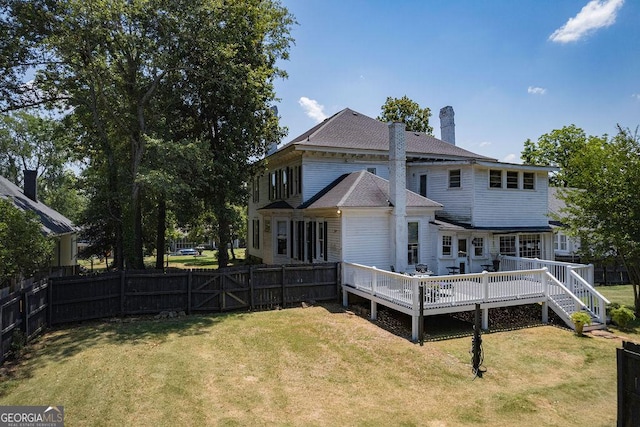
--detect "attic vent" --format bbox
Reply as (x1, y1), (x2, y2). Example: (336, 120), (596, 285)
(352, 112), (357, 115)
(414, 132), (420, 136)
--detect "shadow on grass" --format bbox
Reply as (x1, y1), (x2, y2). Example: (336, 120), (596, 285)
(11, 312), (255, 370)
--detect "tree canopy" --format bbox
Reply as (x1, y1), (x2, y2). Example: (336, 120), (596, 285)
(0, 199), (53, 287)
(377, 96), (433, 134)
(520, 125), (605, 187)
(1, 0), (294, 269)
(555, 127), (640, 313)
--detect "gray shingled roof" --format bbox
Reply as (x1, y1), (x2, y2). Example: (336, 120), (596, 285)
(0, 175), (77, 235)
(283, 108), (495, 161)
(300, 170), (443, 210)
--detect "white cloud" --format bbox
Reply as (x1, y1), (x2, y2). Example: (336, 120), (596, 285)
(527, 86), (547, 95)
(479, 141), (492, 148)
(549, 0), (624, 44)
(298, 97), (327, 123)
(633, 93), (640, 100)
(502, 154), (522, 164)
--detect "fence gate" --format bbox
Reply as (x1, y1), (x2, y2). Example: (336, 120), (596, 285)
(618, 341), (640, 426)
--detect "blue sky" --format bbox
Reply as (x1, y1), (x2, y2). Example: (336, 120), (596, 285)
(273, 0), (639, 163)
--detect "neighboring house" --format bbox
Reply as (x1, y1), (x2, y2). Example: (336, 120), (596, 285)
(0, 171), (78, 274)
(548, 187), (581, 262)
(247, 107), (555, 275)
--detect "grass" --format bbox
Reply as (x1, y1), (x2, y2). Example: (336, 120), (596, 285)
(79, 248), (247, 272)
(597, 284), (635, 309)
(0, 303), (621, 426)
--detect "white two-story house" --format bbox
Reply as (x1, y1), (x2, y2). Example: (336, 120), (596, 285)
(247, 107), (555, 275)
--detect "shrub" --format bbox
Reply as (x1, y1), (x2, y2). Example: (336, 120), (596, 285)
(570, 311), (592, 336)
(611, 306), (636, 329)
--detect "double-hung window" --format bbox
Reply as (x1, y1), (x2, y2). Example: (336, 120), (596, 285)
(407, 222), (419, 265)
(449, 170), (461, 188)
(442, 235), (452, 256)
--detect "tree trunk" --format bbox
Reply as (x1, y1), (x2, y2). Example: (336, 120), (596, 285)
(155, 196), (166, 270)
(217, 216), (230, 269)
(621, 255), (640, 316)
(132, 183), (144, 269)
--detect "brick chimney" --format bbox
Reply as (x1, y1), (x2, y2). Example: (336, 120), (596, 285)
(389, 122), (407, 273)
(24, 169), (37, 202)
(439, 106), (455, 145)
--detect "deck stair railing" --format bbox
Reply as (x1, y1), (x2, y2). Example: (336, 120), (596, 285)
(500, 256), (609, 327)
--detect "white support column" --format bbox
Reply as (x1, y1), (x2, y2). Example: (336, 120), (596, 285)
(412, 316), (419, 341)
(342, 286), (349, 307)
(371, 301), (378, 320)
(482, 308), (489, 330)
(411, 278), (420, 341)
(482, 270), (489, 301)
(541, 267), (549, 323)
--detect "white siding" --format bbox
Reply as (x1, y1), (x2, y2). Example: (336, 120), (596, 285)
(326, 217), (342, 262)
(424, 166), (473, 223)
(342, 211), (391, 268)
(302, 158), (389, 201)
(471, 168), (548, 227)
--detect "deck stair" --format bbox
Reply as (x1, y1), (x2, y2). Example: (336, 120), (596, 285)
(500, 256), (609, 332)
(548, 292), (605, 332)
(342, 257), (610, 341)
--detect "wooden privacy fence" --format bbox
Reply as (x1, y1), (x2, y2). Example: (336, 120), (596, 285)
(0, 263), (338, 364)
(0, 278), (49, 364)
(49, 263), (339, 324)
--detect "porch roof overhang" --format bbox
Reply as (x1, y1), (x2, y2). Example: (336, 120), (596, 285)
(432, 218), (553, 234)
(257, 201), (294, 211)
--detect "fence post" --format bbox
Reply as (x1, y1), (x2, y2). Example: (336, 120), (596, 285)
(281, 265), (286, 308)
(0, 301), (4, 364)
(249, 266), (254, 311)
(336, 262), (341, 303)
(187, 270), (192, 315)
(47, 278), (53, 327)
(21, 289), (29, 340)
(120, 270), (126, 316)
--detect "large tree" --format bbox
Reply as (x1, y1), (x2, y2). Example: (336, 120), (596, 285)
(2, 0), (294, 270)
(520, 125), (599, 187)
(558, 127), (640, 314)
(0, 111), (82, 219)
(378, 96), (433, 134)
(0, 199), (53, 287)
(160, 0), (292, 267)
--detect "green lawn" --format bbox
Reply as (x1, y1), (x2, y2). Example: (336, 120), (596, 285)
(597, 284), (635, 309)
(0, 271), (634, 426)
(0, 303), (622, 426)
(79, 248), (246, 272)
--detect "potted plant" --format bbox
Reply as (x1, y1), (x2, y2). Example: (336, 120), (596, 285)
(570, 311), (592, 336)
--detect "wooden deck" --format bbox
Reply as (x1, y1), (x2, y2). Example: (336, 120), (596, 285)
(341, 260), (609, 341)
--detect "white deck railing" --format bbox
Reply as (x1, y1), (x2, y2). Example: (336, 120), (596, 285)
(342, 259), (610, 340)
(342, 262), (547, 310)
(499, 256), (609, 323)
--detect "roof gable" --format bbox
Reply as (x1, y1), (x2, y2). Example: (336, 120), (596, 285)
(299, 170), (443, 210)
(0, 175), (77, 235)
(281, 108), (495, 161)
